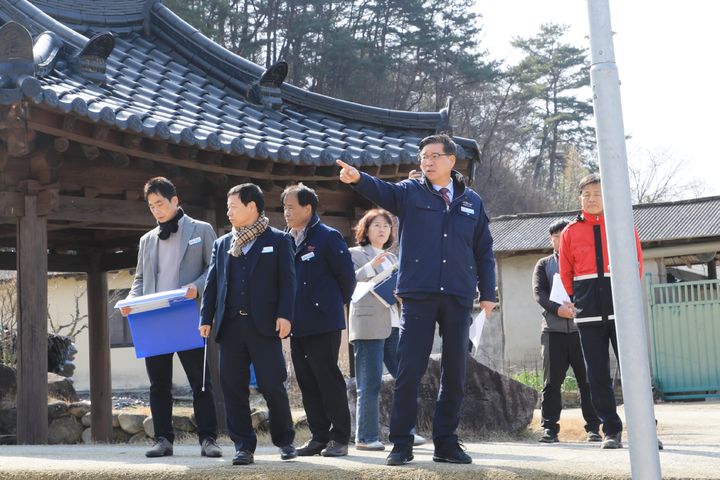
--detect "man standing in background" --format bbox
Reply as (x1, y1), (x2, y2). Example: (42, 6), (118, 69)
(282, 183), (356, 458)
(532, 218), (600, 444)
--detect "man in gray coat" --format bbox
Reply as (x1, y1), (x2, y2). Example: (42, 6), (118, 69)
(122, 177), (221, 458)
(532, 219), (600, 443)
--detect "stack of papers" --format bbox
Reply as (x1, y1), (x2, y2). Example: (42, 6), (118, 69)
(115, 287), (190, 314)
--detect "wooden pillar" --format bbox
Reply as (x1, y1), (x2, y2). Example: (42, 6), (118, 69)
(16, 195), (48, 444)
(87, 253), (112, 442)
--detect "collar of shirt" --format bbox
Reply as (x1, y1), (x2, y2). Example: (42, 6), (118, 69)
(432, 180), (454, 200)
(289, 228), (305, 247)
(241, 238), (257, 256)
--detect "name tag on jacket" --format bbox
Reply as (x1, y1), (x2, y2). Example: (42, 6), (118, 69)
(460, 206), (475, 215)
(188, 237), (202, 246)
(301, 251), (315, 261)
(262, 246), (274, 253)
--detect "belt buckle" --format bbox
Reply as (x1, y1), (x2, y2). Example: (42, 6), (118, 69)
(238, 309), (248, 316)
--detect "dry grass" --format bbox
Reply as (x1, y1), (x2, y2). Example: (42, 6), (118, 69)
(528, 409), (594, 442)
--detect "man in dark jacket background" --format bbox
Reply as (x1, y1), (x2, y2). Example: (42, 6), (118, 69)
(532, 219), (600, 444)
(337, 134), (496, 466)
(282, 183), (356, 458)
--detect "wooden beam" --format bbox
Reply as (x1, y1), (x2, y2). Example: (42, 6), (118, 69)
(49, 196), (154, 227)
(0, 251), (89, 272)
(0, 103), (32, 157)
(87, 253), (113, 442)
(46, 195), (209, 228)
(16, 195), (48, 444)
(28, 108), (410, 182)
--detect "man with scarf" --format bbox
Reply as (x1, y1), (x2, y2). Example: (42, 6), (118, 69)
(200, 183), (297, 465)
(122, 177), (221, 458)
(282, 183), (356, 458)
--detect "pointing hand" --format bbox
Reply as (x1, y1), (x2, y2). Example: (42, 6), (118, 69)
(336, 159), (361, 184)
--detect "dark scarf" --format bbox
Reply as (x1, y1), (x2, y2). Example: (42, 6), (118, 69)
(229, 215), (269, 257)
(157, 207), (185, 240)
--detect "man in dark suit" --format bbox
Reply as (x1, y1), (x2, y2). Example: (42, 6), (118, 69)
(282, 183), (356, 457)
(337, 134), (496, 466)
(200, 183), (297, 466)
(122, 177), (220, 459)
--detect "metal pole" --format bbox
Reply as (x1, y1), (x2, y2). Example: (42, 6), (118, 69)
(585, 1), (662, 478)
(202, 337), (208, 392)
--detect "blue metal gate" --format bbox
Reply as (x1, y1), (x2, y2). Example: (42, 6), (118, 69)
(646, 278), (720, 400)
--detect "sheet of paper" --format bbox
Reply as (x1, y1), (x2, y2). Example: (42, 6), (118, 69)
(351, 281), (374, 303)
(379, 258), (393, 272)
(549, 273), (571, 305)
(469, 309), (486, 353)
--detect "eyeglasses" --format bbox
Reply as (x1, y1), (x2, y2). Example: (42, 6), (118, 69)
(419, 153), (452, 163)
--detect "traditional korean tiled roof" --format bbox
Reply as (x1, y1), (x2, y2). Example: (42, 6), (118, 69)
(0, 0), (480, 171)
(490, 196), (720, 254)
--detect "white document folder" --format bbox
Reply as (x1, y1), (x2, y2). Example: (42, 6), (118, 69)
(549, 273), (571, 305)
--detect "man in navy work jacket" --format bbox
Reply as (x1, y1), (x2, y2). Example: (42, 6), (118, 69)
(282, 183), (356, 458)
(337, 133), (496, 466)
(200, 183), (297, 466)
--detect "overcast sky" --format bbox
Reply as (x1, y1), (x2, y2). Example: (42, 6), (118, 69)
(475, 0), (720, 197)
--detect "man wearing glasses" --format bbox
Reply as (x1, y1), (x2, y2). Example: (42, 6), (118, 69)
(337, 134), (496, 466)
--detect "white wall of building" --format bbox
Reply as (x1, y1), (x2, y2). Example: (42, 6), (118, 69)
(47, 270), (185, 391)
(499, 252), (663, 373)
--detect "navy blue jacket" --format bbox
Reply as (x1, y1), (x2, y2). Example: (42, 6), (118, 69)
(200, 226), (296, 342)
(291, 215), (356, 337)
(352, 171), (496, 307)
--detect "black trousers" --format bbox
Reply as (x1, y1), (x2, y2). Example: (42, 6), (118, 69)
(219, 314), (295, 452)
(145, 347), (218, 444)
(389, 294), (471, 448)
(291, 330), (351, 444)
(577, 321), (623, 435)
(540, 331), (600, 435)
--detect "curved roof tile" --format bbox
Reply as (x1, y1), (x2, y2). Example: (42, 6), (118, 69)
(0, 0), (481, 171)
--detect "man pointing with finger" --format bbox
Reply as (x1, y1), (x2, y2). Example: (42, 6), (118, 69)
(337, 134), (496, 466)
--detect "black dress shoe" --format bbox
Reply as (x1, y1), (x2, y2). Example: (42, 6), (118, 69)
(280, 444), (298, 460)
(433, 441), (472, 464)
(296, 440), (327, 456)
(232, 450), (254, 465)
(386, 444), (413, 466)
(145, 437), (173, 458)
(320, 440), (348, 457)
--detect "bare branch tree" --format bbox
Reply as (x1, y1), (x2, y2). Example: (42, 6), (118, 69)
(628, 147), (705, 204)
(48, 285), (88, 340)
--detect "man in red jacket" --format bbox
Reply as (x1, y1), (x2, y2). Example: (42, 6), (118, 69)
(558, 174), (643, 450)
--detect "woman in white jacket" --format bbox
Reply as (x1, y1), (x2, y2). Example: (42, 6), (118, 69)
(349, 209), (425, 450)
